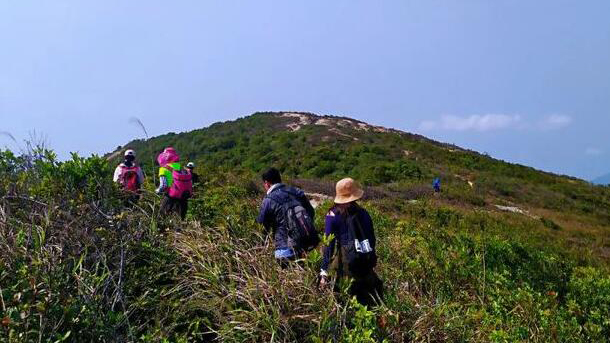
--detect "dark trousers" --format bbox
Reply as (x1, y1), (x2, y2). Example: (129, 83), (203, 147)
(161, 194), (188, 219)
(332, 246), (384, 306)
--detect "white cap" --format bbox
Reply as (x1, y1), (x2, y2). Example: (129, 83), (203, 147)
(124, 149), (136, 157)
(186, 162), (195, 168)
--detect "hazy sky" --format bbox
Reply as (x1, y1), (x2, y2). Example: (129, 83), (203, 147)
(1, 1), (609, 180)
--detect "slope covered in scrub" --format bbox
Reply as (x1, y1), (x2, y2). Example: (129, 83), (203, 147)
(1, 111), (609, 341)
(114, 112), (610, 263)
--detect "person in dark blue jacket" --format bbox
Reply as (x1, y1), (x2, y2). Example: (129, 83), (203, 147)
(319, 178), (383, 306)
(256, 168), (315, 266)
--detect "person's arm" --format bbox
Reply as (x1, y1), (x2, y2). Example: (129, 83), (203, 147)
(156, 167), (167, 194)
(320, 211), (337, 274)
(113, 166), (122, 183)
(256, 197), (272, 234)
(137, 167), (145, 185)
(156, 176), (167, 194)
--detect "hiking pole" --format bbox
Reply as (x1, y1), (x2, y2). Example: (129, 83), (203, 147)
(128, 117), (156, 189)
(0, 131), (24, 155)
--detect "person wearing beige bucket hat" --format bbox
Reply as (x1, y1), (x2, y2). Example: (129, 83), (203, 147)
(319, 178), (383, 306)
(333, 178), (365, 204)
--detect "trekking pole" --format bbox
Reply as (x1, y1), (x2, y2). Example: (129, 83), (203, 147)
(0, 131), (24, 155)
(128, 117), (157, 189)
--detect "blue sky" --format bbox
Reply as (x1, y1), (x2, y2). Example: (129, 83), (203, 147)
(1, 1), (609, 180)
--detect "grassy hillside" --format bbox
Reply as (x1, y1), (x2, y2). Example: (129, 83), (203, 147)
(115, 112), (610, 263)
(1, 112), (609, 342)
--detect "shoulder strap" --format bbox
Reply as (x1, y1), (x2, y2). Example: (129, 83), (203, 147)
(164, 164), (184, 174)
(121, 165), (136, 173)
(349, 210), (367, 241)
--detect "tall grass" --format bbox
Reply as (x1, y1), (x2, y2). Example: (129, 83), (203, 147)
(1, 150), (609, 342)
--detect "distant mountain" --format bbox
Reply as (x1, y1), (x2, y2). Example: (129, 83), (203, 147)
(592, 173), (610, 185)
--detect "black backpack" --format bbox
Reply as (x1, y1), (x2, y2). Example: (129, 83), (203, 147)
(268, 189), (319, 252)
(345, 210), (377, 276)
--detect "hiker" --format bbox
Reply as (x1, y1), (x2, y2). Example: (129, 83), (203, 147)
(186, 162), (200, 184)
(256, 168), (318, 267)
(155, 147), (193, 220)
(113, 149), (144, 203)
(433, 177), (441, 193)
(318, 178), (383, 306)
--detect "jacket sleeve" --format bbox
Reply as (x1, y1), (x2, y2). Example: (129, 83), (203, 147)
(157, 176), (168, 193)
(256, 197), (272, 232)
(137, 167), (145, 184)
(321, 213), (336, 272)
(113, 166), (122, 183)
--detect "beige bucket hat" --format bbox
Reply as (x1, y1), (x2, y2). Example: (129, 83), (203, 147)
(334, 178), (364, 204)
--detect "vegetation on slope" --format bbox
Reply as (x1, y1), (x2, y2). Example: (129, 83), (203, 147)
(1, 148), (609, 342)
(115, 112), (610, 263)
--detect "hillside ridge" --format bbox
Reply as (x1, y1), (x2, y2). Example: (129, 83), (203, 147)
(114, 111), (584, 183)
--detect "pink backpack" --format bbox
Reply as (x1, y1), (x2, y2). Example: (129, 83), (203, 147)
(120, 165), (141, 192)
(165, 165), (193, 199)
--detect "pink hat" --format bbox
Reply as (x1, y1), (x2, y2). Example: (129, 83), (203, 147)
(157, 147), (180, 166)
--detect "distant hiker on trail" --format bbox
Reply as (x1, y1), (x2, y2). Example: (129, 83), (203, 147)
(113, 149), (144, 203)
(186, 162), (200, 184)
(433, 177), (441, 193)
(155, 147), (193, 220)
(319, 178), (383, 306)
(256, 168), (319, 267)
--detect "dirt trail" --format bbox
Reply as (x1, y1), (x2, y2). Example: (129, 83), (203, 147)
(494, 204), (539, 219)
(306, 192), (333, 208)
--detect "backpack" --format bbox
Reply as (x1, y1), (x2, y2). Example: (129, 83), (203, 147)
(268, 188), (319, 252)
(344, 209), (377, 277)
(120, 165), (140, 193)
(165, 165), (193, 199)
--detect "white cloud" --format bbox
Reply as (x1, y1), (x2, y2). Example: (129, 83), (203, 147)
(418, 120), (437, 131)
(585, 147), (603, 156)
(541, 114), (572, 130)
(418, 114), (521, 132)
(418, 113), (574, 132)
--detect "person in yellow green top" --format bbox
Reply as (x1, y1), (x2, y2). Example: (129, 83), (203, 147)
(155, 147), (193, 219)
